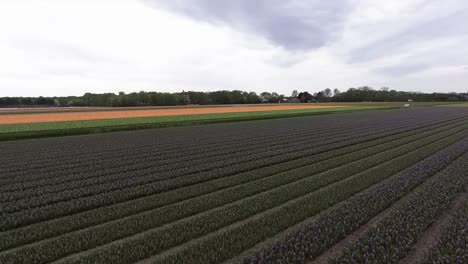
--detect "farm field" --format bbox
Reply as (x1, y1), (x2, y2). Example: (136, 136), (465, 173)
(0, 101), (460, 115)
(0, 105), (347, 125)
(2, 102), (466, 141)
(0, 107), (467, 263)
(0, 105), (233, 114)
(0, 104), (376, 141)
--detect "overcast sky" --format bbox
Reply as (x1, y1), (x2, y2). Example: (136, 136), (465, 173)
(1, 0), (467, 97)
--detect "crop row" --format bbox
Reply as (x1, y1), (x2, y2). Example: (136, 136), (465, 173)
(1, 110), (399, 171)
(238, 135), (468, 264)
(2, 112), (446, 189)
(2, 121), (466, 232)
(1, 122), (463, 262)
(2, 109), (463, 183)
(2, 118), (459, 250)
(4, 117), (455, 210)
(1, 108), (467, 264)
(0, 110), (356, 161)
(0, 121), (446, 248)
(0, 120), (364, 181)
(2, 116), (362, 178)
(2, 113), (426, 194)
(1, 108), (432, 163)
(330, 149), (468, 263)
(425, 198), (468, 263)
(0, 119), (421, 207)
(4, 119), (466, 214)
(0, 127), (396, 229)
(41, 129), (467, 264)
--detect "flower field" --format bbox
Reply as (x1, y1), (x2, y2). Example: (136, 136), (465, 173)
(1, 107), (467, 264)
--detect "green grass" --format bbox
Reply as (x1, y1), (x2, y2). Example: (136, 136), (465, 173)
(0, 102), (460, 141)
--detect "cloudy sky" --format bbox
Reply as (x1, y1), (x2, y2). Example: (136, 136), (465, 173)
(1, 0), (467, 97)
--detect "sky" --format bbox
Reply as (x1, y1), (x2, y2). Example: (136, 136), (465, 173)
(0, 0), (467, 97)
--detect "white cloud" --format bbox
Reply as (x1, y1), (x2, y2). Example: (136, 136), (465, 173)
(0, 0), (467, 97)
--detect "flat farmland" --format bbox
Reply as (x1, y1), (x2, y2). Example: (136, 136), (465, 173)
(1, 107), (468, 264)
(0, 104), (375, 141)
(3, 102), (465, 141)
(0, 105), (346, 125)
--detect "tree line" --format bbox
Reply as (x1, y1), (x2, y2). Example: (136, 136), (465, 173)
(0, 90), (263, 108)
(313, 86), (467, 102)
(0, 87), (466, 107)
(293, 87), (467, 103)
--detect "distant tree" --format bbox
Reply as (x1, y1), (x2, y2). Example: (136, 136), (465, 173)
(259, 92), (284, 103)
(260, 92), (271, 103)
(20, 98), (33, 105)
(291, 90), (298, 98)
(1, 87), (461, 108)
(333, 88), (340, 96)
(315, 91), (326, 101)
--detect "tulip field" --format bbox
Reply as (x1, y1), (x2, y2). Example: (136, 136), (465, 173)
(1, 107), (467, 264)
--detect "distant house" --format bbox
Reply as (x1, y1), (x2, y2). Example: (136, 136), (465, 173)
(297, 92), (316, 103)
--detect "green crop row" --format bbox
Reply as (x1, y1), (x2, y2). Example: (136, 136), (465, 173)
(238, 138), (468, 264)
(3, 110), (460, 190)
(1, 121), (464, 263)
(4, 116), (467, 217)
(0, 120), (447, 247)
(46, 128), (468, 264)
(0, 107), (384, 141)
(1, 110), (394, 170)
(2, 113), (391, 175)
(331, 150), (468, 263)
(425, 199), (468, 263)
(3, 116), (367, 182)
(2, 109), (460, 174)
(2, 115), (420, 204)
(4, 115), (459, 231)
(2, 117), (462, 253)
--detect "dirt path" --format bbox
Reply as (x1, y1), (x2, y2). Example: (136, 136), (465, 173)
(0, 105), (345, 125)
(399, 185), (468, 264)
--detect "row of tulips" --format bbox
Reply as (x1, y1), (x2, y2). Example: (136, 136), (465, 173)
(48, 130), (468, 264)
(1, 115), (426, 203)
(240, 137), (468, 264)
(425, 197), (468, 263)
(3, 108), (448, 169)
(3, 123), (464, 263)
(331, 148), (468, 263)
(2, 119), (456, 251)
(2, 113), (445, 200)
(2, 109), (420, 180)
(4, 118), (463, 232)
